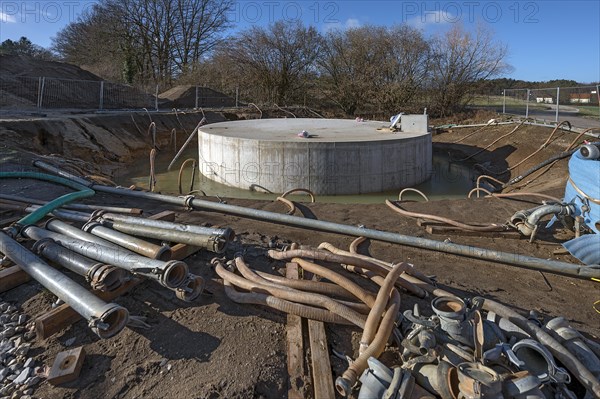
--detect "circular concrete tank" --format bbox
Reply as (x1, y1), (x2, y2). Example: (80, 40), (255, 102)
(198, 118), (432, 195)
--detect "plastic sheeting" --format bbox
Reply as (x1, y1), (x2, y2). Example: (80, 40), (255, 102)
(563, 234), (600, 266)
(562, 145), (600, 265)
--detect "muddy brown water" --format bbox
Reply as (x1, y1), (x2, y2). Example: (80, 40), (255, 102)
(116, 144), (477, 204)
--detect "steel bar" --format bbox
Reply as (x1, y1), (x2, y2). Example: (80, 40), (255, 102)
(33, 238), (127, 292)
(46, 218), (122, 251)
(0, 231), (128, 338)
(33, 160), (600, 280)
(0, 193), (142, 214)
(83, 221), (171, 260)
(21, 226), (188, 289)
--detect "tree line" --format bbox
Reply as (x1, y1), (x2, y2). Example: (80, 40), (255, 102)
(44, 0), (513, 116)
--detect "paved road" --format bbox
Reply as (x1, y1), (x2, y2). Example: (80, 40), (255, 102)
(475, 105), (600, 129)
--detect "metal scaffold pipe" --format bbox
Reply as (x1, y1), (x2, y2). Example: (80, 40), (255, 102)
(21, 225), (188, 289)
(0, 231), (128, 338)
(32, 160), (600, 280)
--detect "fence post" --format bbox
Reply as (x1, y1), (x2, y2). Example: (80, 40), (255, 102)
(99, 81), (104, 110)
(597, 84), (600, 121)
(502, 89), (506, 114)
(525, 89), (530, 119)
(555, 87), (560, 123)
(195, 86), (199, 109)
(155, 84), (159, 111)
(235, 86), (239, 108)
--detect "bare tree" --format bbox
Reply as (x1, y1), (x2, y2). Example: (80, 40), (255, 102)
(319, 25), (430, 116)
(224, 21), (322, 104)
(428, 24), (511, 116)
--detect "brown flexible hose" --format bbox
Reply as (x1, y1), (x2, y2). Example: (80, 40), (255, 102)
(149, 148), (157, 192)
(223, 280), (353, 325)
(280, 188), (316, 202)
(275, 196), (296, 215)
(178, 158), (197, 195)
(336, 288), (401, 396)
(213, 259), (367, 327)
(508, 120), (571, 171)
(349, 236), (367, 255)
(455, 121), (526, 162)
(292, 257), (377, 308)
(254, 270), (357, 300)
(452, 120), (497, 144)
(385, 199), (507, 232)
(467, 188), (562, 203)
(360, 263), (404, 354)
(565, 127), (598, 151)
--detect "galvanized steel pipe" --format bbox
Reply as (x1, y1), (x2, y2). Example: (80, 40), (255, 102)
(32, 161), (600, 280)
(33, 238), (128, 292)
(82, 221), (172, 261)
(103, 219), (228, 254)
(21, 226), (188, 289)
(0, 231), (128, 338)
(45, 218), (122, 251)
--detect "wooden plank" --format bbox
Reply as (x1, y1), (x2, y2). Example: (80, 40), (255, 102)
(34, 210), (179, 339)
(306, 269), (335, 399)
(169, 243), (201, 260)
(307, 319), (335, 399)
(286, 262), (305, 399)
(0, 265), (31, 293)
(47, 347), (86, 385)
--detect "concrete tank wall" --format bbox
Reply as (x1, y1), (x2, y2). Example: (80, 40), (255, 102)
(198, 119), (432, 195)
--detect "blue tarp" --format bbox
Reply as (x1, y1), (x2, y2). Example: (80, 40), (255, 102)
(562, 145), (600, 265)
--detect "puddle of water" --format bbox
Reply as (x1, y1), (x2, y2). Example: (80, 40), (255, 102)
(116, 145), (476, 204)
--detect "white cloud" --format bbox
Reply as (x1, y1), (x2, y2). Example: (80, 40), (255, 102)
(406, 10), (454, 29)
(0, 11), (17, 23)
(323, 17), (362, 32)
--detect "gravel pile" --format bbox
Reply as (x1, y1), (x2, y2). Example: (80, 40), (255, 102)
(0, 301), (40, 399)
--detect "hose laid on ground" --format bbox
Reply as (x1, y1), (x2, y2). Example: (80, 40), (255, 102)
(223, 280), (353, 325)
(292, 257), (377, 308)
(467, 188), (563, 203)
(360, 263), (404, 354)
(268, 248), (424, 297)
(336, 287), (401, 396)
(0, 172), (94, 231)
(281, 188), (316, 202)
(452, 119), (498, 144)
(253, 270), (357, 300)
(212, 258), (367, 327)
(319, 242), (454, 298)
(32, 160), (600, 280)
(275, 197), (296, 215)
(398, 188), (429, 202)
(508, 121), (572, 172)
(178, 158), (197, 195)
(385, 200), (508, 232)
(452, 120), (526, 162)
(482, 297), (600, 397)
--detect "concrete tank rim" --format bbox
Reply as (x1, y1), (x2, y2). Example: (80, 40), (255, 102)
(198, 118), (430, 143)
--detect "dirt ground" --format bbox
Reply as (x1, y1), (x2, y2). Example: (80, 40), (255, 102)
(0, 111), (599, 399)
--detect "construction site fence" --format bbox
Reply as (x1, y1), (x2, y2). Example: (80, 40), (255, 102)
(477, 85), (600, 126)
(0, 76), (247, 111)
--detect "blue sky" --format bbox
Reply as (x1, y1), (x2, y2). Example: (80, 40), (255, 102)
(1, 0), (599, 83)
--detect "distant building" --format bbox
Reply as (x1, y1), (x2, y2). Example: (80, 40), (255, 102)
(535, 97), (554, 104)
(570, 93), (592, 104)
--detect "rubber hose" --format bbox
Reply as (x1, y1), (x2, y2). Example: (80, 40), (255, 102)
(223, 280), (353, 325)
(385, 200), (507, 232)
(0, 172), (94, 229)
(292, 257), (377, 307)
(253, 270), (357, 300)
(481, 297), (600, 397)
(360, 263), (405, 354)
(213, 260), (367, 328)
(336, 289), (401, 396)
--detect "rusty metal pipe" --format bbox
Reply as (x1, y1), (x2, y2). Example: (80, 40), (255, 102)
(82, 221), (171, 261)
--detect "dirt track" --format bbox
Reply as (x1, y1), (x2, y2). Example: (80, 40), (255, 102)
(1, 111), (599, 399)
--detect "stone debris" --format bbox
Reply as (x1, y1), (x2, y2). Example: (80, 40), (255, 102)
(0, 300), (41, 398)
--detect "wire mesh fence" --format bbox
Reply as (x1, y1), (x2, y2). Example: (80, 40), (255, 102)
(501, 85), (600, 127)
